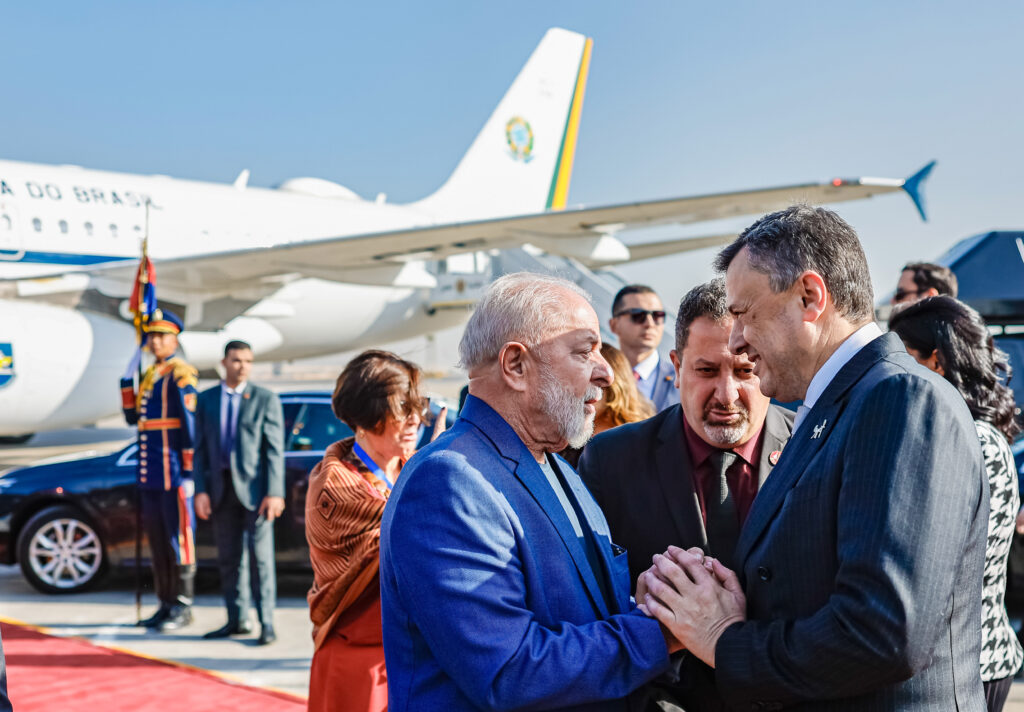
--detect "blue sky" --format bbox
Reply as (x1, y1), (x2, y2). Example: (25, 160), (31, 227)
(2, 1), (1021, 305)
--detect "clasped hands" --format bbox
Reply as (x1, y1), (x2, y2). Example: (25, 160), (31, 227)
(635, 545), (746, 667)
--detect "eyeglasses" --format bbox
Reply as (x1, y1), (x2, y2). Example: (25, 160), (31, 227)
(892, 289), (920, 303)
(614, 308), (666, 325)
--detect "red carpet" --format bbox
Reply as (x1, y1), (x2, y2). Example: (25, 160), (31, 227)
(1, 621), (307, 711)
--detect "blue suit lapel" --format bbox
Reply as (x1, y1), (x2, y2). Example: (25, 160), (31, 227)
(461, 396), (612, 618)
(649, 357), (676, 410)
(735, 333), (896, 569)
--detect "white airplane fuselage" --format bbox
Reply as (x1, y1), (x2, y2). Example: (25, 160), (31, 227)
(0, 158), (470, 367)
(0, 160), (479, 435)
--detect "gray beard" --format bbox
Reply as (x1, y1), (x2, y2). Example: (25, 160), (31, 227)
(702, 420), (748, 447)
(538, 368), (602, 449)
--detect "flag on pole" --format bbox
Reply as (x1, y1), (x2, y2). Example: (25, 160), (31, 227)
(129, 238), (157, 344)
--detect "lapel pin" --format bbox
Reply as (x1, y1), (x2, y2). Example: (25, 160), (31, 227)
(243, 392), (251, 400)
(769, 450), (781, 465)
(811, 419), (828, 439)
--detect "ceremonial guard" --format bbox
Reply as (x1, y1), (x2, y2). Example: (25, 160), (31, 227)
(120, 310), (200, 632)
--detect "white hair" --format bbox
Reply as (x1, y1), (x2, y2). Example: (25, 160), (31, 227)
(458, 272), (591, 371)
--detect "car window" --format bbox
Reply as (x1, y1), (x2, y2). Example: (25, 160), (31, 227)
(288, 402), (353, 452)
(282, 401), (302, 442)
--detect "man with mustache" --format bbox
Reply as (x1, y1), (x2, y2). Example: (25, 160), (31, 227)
(380, 272), (675, 711)
(579, 278), (793, 710)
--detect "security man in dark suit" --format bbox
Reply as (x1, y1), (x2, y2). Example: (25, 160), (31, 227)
(579, 278), (793, 711)
(120, 309), (199, 632)
(193, 340), (285, 646)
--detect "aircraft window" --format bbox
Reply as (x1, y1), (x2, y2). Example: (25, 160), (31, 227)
(59, 220), (68, 234)
(32, 218), (42, 232)
(0, 215), (10, 230)
(84, 221), (94, 236)
(133, 225), (142, 235)
(109, 223), (118, 238)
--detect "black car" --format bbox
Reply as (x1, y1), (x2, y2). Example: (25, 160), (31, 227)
(0, 391), (452, 594)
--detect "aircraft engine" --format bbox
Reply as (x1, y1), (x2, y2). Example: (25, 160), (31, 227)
(0, 300), (136, 436)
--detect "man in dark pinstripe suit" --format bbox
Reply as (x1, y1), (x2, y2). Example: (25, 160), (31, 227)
(640, 205), (988, 711)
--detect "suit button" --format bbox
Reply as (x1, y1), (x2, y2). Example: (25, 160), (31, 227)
(140, 435), (147, 442)
(757, 566), (772, 582)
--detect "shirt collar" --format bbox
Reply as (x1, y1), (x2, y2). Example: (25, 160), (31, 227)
(222, 381), (247, 396)
(802, 322), (883, 412)
(633, 350), (660, 380)
(682, 412), (765, 468)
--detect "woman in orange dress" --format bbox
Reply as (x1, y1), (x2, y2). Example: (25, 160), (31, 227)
(305, 350), (443, 712)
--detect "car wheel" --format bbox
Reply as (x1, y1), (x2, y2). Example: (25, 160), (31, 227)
(17, 505), (108, 594)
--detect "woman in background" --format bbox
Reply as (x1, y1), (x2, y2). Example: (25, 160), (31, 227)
(889, 296), (1023, 712)
(561, 343), (654, 467)
(306, 350), (443, 712)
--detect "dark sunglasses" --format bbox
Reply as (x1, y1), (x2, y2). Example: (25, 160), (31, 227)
(614, 308), (666, 325)
(892, 289), (920, 302)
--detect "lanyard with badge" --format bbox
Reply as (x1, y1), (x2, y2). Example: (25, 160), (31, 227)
(352, 441), (393, 489)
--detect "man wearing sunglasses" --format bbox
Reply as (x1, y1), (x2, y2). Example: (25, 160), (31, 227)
(890, 261), (957, 306)
(609, 285), (678, 412)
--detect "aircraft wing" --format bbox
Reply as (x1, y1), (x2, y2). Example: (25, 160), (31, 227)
(78, 163), (934, 298)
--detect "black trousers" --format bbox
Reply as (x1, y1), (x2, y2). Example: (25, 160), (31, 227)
(210, 480), (277, 626)
(983, 675), (1013, 712)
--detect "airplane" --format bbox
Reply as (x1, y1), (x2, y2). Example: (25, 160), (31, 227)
(0, 27), (932, 441)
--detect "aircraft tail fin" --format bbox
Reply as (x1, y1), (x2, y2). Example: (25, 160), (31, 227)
(412, 28), (592, 221)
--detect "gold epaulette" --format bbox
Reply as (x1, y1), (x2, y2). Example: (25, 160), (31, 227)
(169, 358), (199, 389)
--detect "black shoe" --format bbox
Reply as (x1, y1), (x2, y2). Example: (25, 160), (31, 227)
(139, 604), (172, 628)
(257, 625), (276, 646)
(156, 605), (193, 632)
(202, 620), (254, 639)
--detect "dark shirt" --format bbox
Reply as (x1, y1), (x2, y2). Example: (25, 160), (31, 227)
(682, 417), (764, 528)
(540, 454), (611, 607)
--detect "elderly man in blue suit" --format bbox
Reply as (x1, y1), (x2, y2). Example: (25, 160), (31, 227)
(642, 206), (988, 711)
(380, 272), (674, 711)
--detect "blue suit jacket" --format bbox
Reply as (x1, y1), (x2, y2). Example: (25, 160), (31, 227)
(715, 333), (988, 711)
(380, 396), (670, 711)
(648, 355), (678, 413)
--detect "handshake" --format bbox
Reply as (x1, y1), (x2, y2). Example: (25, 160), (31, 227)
(635, 545), (747, 667)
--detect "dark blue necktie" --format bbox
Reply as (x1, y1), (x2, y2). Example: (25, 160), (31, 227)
(222, 391), (237, 470)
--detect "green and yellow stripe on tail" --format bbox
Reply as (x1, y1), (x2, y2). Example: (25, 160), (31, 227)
(545, 37), (593, 211)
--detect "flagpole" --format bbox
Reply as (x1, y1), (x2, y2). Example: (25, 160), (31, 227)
(133, 200), (150, 624)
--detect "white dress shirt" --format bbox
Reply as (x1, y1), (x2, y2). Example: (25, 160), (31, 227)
(793, 322), (883, 433)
